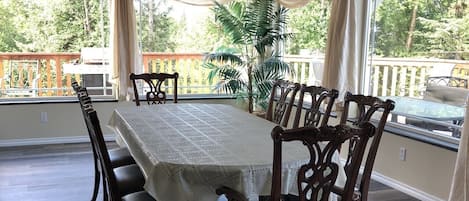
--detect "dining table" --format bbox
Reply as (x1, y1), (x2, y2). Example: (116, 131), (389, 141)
(108, 103), (345, 201)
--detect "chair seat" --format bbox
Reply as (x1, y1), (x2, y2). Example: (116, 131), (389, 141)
(122, 191), (156, 201)
(115, 164), (145, 197)
(109, 147), (135, 168)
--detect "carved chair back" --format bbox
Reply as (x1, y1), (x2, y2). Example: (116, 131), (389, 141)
(266, 79), (300, 127)
(72, 82), (104, 201)
(293, 84), (339, 128)
(270, 123), (376, 201)
(129, 72), (179, 106)
(337, 92), (395, 201)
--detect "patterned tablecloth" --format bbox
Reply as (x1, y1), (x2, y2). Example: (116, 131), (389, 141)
(108, 103), (345, 201)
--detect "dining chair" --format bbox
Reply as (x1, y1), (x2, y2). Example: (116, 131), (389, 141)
(216, 122), (376, 201)
(265, 79), (301, 127)
(334, 92), (395, 201)
(84, 106), (148, 201)
(426, 76), (468, 88)
(293, 84), (339, 128)
(72, 82), (137, 201)
(129, 72), (179, 106)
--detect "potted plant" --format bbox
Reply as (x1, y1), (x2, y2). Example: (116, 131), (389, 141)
(203, 0), (294, 113)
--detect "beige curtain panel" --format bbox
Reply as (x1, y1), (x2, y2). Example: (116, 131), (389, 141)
(110, 0), (142, 100)
(448, 96), (469, 201)
(322, 0), (369, 100)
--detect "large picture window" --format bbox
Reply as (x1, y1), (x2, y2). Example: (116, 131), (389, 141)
(0, 0), (111, 100)
(367, 0), (469, 144)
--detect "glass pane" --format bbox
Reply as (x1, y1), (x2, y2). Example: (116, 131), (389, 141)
(0, 0), (112, 99)
(367, 0), (469, 140)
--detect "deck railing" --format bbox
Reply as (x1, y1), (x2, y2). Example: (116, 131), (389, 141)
(1, 52), (468, 98)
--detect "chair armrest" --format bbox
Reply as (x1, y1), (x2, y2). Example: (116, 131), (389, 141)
(215, 186), (248, 201)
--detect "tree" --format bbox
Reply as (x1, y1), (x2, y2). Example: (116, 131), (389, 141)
(286, 0), (331, 54)
(416, 1), (469, 59)
(203, 0), (294, 113)
(374, 0), (459, 57)
(136, 0), (178, 52)
(0, 3), (23, 51)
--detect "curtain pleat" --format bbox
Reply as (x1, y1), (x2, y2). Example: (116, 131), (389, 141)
(322, 0), (368, 100)
(110, 0), (142, 100)
(448, 96), (469, 201)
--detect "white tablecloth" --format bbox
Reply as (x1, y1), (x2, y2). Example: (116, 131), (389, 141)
(108, 103), (345, 201)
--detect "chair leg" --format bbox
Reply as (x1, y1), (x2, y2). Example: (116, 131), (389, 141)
(102, 171), (108, 201)
(90, 157), (100, 201)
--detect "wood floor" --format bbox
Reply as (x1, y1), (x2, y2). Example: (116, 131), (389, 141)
(0, 142), (420, 201)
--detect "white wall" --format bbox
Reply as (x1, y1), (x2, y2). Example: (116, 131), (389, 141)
(0, 100), (457, 200)
(0, 99), (241, 142)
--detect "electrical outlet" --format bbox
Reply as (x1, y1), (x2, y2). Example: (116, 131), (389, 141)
(40, 112), (48, 123)
(399, 147), (406, 161)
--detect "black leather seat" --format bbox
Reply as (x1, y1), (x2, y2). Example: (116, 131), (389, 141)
(122, 191), (156, 201)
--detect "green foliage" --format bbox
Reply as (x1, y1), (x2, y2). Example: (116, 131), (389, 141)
(136, 0), (178, 52)
(415, 2), (469, 59)
(374, 0), (468, 58)
(0, 3), (23, 51)
(286, 1), (331, 54)
(0, 0), (177, 53)
(203, 0), (294, 112)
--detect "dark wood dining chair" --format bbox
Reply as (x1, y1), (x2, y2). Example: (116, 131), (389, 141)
(266, 79), (301, 127)
(84, 106), (148, 201)
(293, 84), (339, 128)
(216, 122), (376, 201)
(129, 72), (179, 106)
(72, 82), (137, 201)
(334, 92), (395, 201)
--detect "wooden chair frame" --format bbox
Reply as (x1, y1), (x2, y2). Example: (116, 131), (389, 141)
(293, 84), (339, 128)
(129, 72), (179, 106)
(266, 80), (300, 127)
(216, 123), (376, 201)
(335, 92), (395, 201)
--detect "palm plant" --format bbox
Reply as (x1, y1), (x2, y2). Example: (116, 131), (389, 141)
(203, 0), (294, 113)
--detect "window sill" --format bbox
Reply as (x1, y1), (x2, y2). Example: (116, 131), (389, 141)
(0, 94), (235, 105)
(384, 122), (459, 152)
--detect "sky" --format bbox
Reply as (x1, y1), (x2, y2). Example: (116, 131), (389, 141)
(165, 0), (211, 21)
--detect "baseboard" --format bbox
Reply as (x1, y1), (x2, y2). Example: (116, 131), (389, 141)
(371, 171), (445, 201)
(0, 134), (116, 147)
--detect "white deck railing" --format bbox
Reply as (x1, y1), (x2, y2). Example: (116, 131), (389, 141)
(1, 53), (468, 98)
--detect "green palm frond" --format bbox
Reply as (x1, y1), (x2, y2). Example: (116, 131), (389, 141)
(207, 0), (294, 112)
(212, 1), (248, 44)
(203, 52), (243, 64)
(258, 57), (294, 76)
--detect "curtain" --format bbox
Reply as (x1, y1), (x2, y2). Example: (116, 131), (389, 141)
(448, 96), (469, 201)
(322, 0), (369, 100)
(110, 0), (142, 100)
